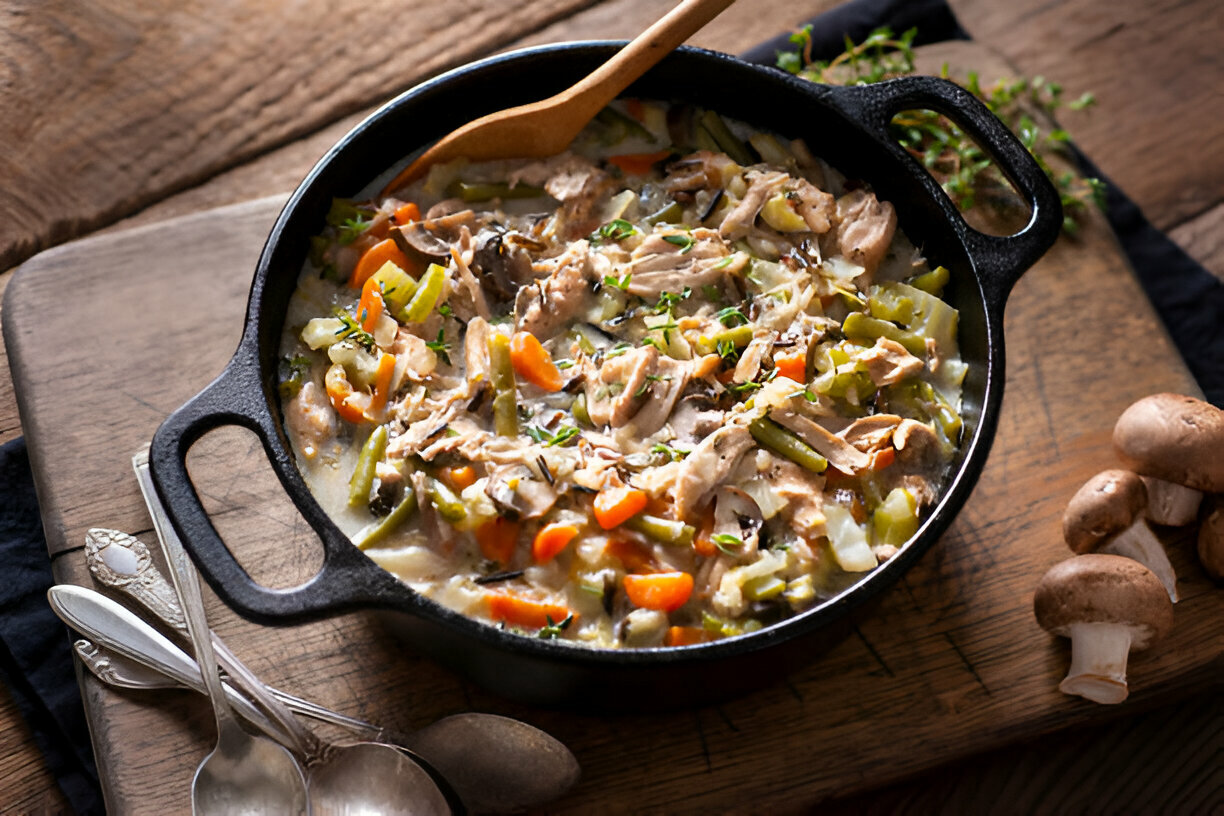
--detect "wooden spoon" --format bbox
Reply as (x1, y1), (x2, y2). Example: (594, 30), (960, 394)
(381, 0), (737, 195)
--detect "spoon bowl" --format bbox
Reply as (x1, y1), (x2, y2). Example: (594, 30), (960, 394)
(308, 742), (454, 816)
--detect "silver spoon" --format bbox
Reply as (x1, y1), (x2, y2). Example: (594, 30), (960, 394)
(75, 632), (581, 814)
(148, 473), (309, 815)
(132, 451), (454, 816)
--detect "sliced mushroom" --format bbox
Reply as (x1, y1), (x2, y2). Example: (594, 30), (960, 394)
(1062, 469), (1178, 602)
(484, 465), (557, 520)
(1033, 554), (1173, 704)
(712, 487), (764, 556)
(1113, 393), (1224, 492)
(1197, 495), (1224, 581)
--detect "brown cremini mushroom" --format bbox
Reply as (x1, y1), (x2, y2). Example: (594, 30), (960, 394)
(1198, 496), (1224, 582)
(1113, 393), (1224, 493)
(1139, 475), (1203, 527)
(1034, 554), (1173, 705)
(1063, 469), (1179, 602)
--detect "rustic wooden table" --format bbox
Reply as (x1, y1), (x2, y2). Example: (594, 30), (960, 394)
(1, 0), (1221, 812)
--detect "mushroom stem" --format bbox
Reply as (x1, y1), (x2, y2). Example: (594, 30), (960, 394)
(1061, 622), (1134, 704)
(1100, 521), (1179, 603)
(1141, 476), (1203, 527)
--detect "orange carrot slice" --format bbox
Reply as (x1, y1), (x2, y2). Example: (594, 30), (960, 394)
(508, 331), (563, 392)
(486, 593), (572, 630)
(606, 149), (673, 176)
(593, 486), (647, 530)
(475, 517), (520, 564)
(350, 238), (413, 289)
(531, 523), (579, 564)
(623, 571), (693, 613)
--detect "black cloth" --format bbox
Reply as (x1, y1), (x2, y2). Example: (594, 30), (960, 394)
(3, 1), (1220, 812)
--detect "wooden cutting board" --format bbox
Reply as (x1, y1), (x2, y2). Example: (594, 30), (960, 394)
(6, 179), (1222, 812)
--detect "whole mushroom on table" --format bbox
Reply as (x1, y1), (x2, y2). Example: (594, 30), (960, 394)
(1035, 392), (1224, 704)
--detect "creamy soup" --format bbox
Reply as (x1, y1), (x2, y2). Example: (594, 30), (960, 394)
(278, 99), (966, 648)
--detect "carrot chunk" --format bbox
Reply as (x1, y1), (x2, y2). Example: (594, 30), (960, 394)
(356, 275), (385, 332)
(475, 517), (520, 564)
(593, 486), (647, 530)
(508, 331), (564, 392)
(774, 353), (807, 383)
(532, 523), (579, 564)
(350, 238), (413, 289)
(623, 572), (693, 613)
(443, 465), (478, 491)
(393, 202), (421, 225)
(665, 625), (714, 647)
(486, 593), (572, 630)
(603, 538), (655, 574)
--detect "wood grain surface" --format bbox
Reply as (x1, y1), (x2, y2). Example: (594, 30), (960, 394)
(7, 184), (1221, 813)
(2, 0), (1223, 812)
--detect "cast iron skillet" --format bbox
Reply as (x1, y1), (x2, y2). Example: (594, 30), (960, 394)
(149, 44), (1061, 709)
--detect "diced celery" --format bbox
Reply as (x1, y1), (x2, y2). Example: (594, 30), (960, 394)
(301, 317), (345, 350)
(742, 575), (787, 601)
(871, 488), (919, 549)
(748, 132), (792, 166)
(401, 263), (446, 323)
(823, 503), (877, 572)
(369, 262), (417, 315)
(909, 265), (950, 295)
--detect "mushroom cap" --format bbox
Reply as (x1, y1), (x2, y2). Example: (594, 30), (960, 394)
(1062, 469), (1147, 554)
(1113, 393), (1224, 492)
(1033, 554), (1173, 649)
(1198, 496), (1224, 581)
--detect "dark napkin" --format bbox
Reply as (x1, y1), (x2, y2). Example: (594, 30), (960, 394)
(0, 438), (101, 814)
(3, 1), (1221, 813)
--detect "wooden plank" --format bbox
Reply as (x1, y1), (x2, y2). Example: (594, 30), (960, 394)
(0, 0), (602, 270)
(951, 0), (1224, 231)
(8, 178), (1221, 814)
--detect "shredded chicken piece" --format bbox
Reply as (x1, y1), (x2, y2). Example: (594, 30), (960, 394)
(719, 170), (789, 240)
(673, 425), (754, 518)
(833, 189), (897, 275)
(791, 177), (835, 233)
(584, 345), (656, 428)
(626, 227), (744, 297)
(858, 337), (924, 387)
(770, 407), (872, 474)
(284, 381), (336, 457)
(838, 413), (903, 452)
(733, 331), (777, 383)
(514, 240), (592, 339)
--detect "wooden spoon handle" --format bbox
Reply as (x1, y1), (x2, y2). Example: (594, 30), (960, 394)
(560, 0), (738, 120)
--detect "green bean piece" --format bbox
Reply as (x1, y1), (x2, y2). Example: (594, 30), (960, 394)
(347, 425), (389, 509)
(451, 182), (547, 202)
(841, 312), (928, 357)
(644, 201), (683, 226)
(401, 262), (446, 323)
(749, 417), (828, 474)
(488, 333), (519, 437)
(699, 110), (755, 166)
(909, 265), (950, 295)
(571, 392), (592, 427)
(428, 477), (467, 524)
(353, 491), (419, 550)
(626, 514), (695, 546)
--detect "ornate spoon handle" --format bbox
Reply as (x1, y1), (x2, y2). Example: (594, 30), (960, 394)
(85, 526), (382, 740)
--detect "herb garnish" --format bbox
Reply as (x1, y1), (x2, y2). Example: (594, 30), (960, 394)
(650, 442), (690, 462)
(662, 233), (696, 254)
(523, 424), (580, 447)
(716, 306), (749, 327)
(602, 273), (633, 291)
(537, 613), (574, 639)
(591, 218), (639, 244)
(425, 329), (452, 366)
(634, 373), (672, 398)
(711, 533), (743, 554)
(332, 309), (375, 351)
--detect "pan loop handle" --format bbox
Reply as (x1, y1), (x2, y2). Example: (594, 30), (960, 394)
(822, 76), (1062, 313)
(147, 349), (410, 623)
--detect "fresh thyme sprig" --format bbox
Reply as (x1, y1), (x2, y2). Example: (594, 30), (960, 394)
(778, 26), (1104, 235)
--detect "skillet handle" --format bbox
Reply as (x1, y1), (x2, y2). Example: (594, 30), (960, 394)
(148, 353), (412, 624)
(826, 76), (1062, 312)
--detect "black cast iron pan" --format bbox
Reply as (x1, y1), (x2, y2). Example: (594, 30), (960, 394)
(149, 44), (1061, 709)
